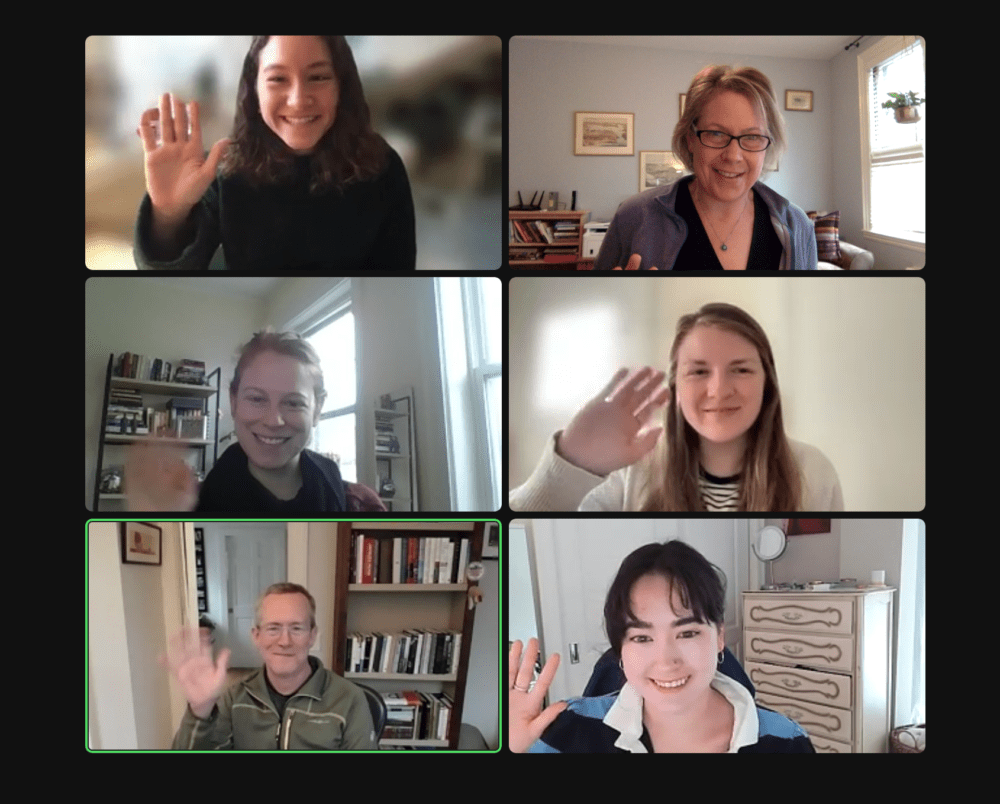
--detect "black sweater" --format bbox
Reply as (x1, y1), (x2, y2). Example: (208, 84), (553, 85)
(134, 146), (416, 271)
(196, 443), (347, 513)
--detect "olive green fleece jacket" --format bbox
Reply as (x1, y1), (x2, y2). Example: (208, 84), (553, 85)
(172, 656), (376, 750)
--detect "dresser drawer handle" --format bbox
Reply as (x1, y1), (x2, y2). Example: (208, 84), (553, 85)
(782, 612), (803, 621)
(783, 645), (803, 655)
(782, 679), (802, 688)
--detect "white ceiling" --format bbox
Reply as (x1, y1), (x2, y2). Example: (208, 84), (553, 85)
(516, 36), (861, 61)
(149, 276), (284, 301)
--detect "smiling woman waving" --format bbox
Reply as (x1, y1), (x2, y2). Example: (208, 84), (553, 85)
(126, 330), (384, 513)
(596, 65), (816, 271)
(510, 541), (816, 753)
(509, 303), (842, 512)
(134, 36), (416, 271)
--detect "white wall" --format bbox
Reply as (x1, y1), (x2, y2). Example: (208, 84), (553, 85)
(509, 276), (924, 511)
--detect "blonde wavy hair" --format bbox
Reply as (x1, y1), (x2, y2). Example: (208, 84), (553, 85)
(672, 65), (786, 174)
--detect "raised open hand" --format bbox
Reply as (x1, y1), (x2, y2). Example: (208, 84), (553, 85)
(124, 439), (199, 512)
(160, 628), (231, 719)
(509, 638), (567, 753)
(556, 366), (670, 476)
(137, 93), (230, 220)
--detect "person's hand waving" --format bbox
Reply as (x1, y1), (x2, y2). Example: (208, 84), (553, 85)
(124, 440), (199, 512)
(509, 638), (567, 753)
(137, 93), (230, 221)
(160, 628), (231, 719)
(556, 366), (670, 476)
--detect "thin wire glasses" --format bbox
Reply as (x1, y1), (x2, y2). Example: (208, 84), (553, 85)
(260, 623), (312, 638)
(695, 130), (771, 152)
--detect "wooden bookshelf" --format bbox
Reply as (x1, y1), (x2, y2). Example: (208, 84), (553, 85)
(509, 209), (590, 268)
(333, 521), (484, 749)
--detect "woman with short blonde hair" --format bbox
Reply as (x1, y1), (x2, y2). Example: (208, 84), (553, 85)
(596, 65), (815, 271)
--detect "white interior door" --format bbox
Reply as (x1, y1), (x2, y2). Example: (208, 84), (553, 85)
(529, 519), (746, 702)
(223, 524), (287, 667)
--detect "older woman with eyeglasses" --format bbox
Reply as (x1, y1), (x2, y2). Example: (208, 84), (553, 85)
(596, 66), (817, 271)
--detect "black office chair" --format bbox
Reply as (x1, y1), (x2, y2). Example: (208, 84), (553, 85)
(354, 682), (387, 741)
(582, 646), (755, 698)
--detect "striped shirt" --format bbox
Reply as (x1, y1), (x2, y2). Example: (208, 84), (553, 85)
(700, 469), (740, 511)
(528, 672), (815, 753)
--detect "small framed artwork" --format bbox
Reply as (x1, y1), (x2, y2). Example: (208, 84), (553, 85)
(483, 522), (499, 559)
(639, 151), (688, 192)
(121, 522), (162, 566)
(786, 519), (832, 535)
(574, 111), (634, 155)
(785, 90), (813, 112)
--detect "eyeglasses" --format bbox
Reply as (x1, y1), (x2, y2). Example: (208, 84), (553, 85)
(695, 129), (771, 152)
(260, 623), (311, 638)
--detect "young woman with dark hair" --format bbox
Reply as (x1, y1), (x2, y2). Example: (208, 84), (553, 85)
(134, 36), (415, 271)
(509, 540), (815, 753)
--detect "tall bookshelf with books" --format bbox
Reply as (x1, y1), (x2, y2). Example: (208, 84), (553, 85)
(333, 521), (484, 749)
(93, 352), (220, 511)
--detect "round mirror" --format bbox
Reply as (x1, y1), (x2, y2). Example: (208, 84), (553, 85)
(753, 525), (787, 562)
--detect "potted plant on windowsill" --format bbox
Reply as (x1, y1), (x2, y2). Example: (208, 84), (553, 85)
(881, 91), (924, 124)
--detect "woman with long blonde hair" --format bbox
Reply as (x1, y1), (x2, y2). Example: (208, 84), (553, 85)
(509, 302), (841, 511)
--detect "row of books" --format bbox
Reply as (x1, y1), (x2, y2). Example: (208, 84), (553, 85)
(351, 534), (472, 585)
(509, 218), (580, 244)
(382, 690), (453, 742)
(105, 397), (206, 438)
(114, 352), (207, 386)
(346, 629), (462, 676)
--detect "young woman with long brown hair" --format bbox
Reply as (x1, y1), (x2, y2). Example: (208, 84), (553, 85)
(509, 302), (842, 511)
(134, 36), (415, 271)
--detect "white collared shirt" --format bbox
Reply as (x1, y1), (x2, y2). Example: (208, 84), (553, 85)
(603, 671), (760, 753)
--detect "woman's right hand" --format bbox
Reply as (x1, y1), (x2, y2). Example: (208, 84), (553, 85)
(160, 628), (231, 719)
(509, 638), (567, 753)
(124, 439), (199, 512)
(556, 366), (670, 476)
(137, 93), (230, 220)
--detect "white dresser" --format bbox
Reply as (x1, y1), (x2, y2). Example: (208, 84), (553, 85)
(742, 589), (895, 753)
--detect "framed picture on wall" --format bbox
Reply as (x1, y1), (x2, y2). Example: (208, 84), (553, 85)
(785, 89), (813, 112)
(574, 111), (634, 155)
(785, 519), (832, 535)
(120, 522), (162, 565)
(484, 522), (499, 559)
(639, 151), (688, 192)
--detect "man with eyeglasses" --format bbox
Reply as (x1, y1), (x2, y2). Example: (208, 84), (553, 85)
(168, 582), (376, 749)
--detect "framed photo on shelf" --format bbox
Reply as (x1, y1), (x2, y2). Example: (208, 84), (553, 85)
(574, 111), (634, 155)
(120, 522), (162, 566)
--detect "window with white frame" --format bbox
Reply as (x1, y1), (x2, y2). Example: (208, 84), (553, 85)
(435, 277), (502, 510)
(285, 280), (357, 482)
(859, 36), (925, 246)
